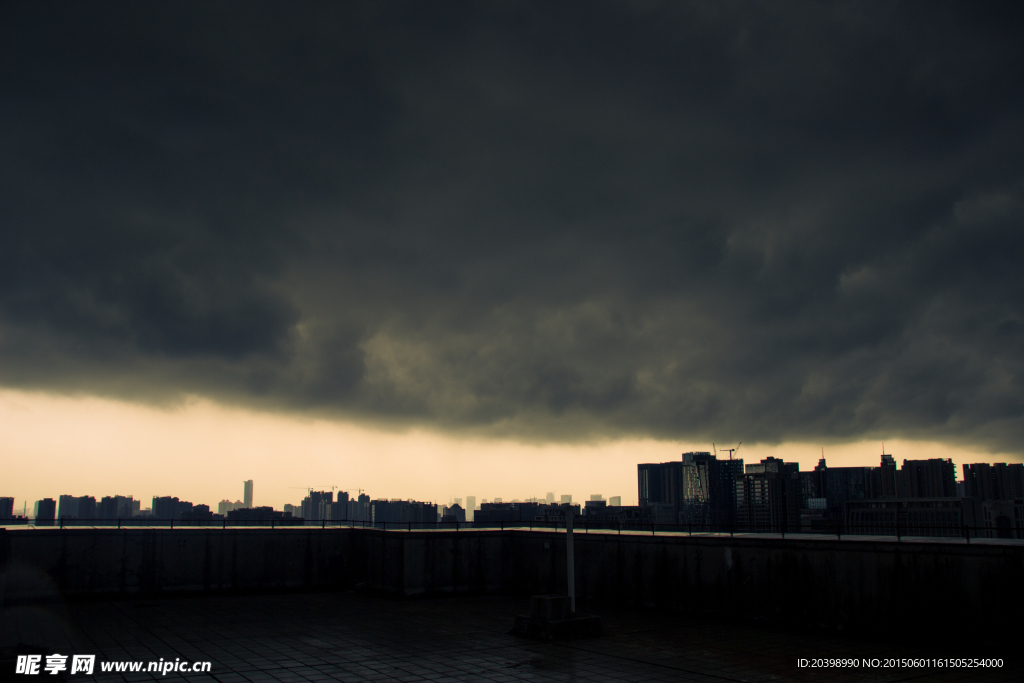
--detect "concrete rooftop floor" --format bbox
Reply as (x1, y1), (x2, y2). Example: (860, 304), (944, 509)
(2, 591), (1018, 683)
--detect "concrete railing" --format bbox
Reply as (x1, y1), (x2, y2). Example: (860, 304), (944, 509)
(3, 526), (1021, 639)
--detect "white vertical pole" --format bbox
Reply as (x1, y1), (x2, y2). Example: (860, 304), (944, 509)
(566, 506), (575, 613)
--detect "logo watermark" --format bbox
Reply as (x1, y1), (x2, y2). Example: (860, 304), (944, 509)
(15, 655), (212, 676)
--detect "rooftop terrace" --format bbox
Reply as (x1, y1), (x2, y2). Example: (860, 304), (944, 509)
(3, 591), (1019, 683)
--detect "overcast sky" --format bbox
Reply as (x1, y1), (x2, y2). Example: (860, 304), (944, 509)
(3, 1), (1024, 472)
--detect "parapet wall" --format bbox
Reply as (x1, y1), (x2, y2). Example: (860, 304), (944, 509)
(3, 527), (1021, 636)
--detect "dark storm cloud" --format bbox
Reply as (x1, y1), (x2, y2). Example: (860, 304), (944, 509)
(2, 1), (1024, 450)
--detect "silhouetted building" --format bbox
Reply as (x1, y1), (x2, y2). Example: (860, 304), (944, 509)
(349, 493), (370, 522)
(324, 500), (349, 521)
(97, 496), (116, 520)
(846, 497), (981, 537)
(218, 499), (244, 516)
(680, 452), (743, 530)
(152, 496), (193, 520)
(579, 505), (653, 528)
(58, 494), (80, 520)
(645, 502), (677, 525)
(33, 498), (56, 525)
(75, 495), (96, 520)
(799, 497), (830, 531)
(981, 499), (1024, 539)
(873, 452), (899, 498)
(97, 495), (136, 520)
(900, 459), (957, 498)
(0, 497), (14, 519)
(802, 458), (875, 522)
(963, 463), (1024, 500)
(584, 500), (607, 514)
(475, 501), (546, 524)
(243, 480), (253, 508)
(736, 458), (800, 532)
(441, 503), (466, 523)
(180, 504), (213, 522)
(371, 499), (437, 525)
(301, 491), (333, 522)
(638, 461), (683, 514)
(226, 506), (298, 524)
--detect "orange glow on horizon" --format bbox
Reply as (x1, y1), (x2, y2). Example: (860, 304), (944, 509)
(1, 388), (1020, 514)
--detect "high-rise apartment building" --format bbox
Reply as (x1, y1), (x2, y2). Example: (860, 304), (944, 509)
(900, 459), (957, 498)
(0, 497), (14, 519)
(301, 491), (333, 522)
(638, 460), (683, 513)
(243, 480), (253, 508)
(96, 495), (136, 520)
(475, 501), (545, 524)
(736, 458), (800, 532)
(58, 494), (80, 520)
(802, 459), (875, 520)
(218, 499), (245, 516)
(348, 493), (370, 522)
(609, 496), (621, 506)
(33, 498), (56, 525)
(962, 463), (1024, 500)
(371, 499), (437, 525)
(680, 452), (744, 529)
(560, 494), (572, 504)
(152, 496), (193, 520)
(465, 496), (476, 522)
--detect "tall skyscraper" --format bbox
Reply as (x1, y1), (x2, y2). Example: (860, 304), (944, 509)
(243, 480), (254, 508)
(0, 497), (15, 519)
(465, 496), (476, 522)
(545, 492), (555, 504)
(609, 496), (621, 506)
(560, 494), (572, 504)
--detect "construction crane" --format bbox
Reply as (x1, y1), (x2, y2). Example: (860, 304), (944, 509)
(720, 442), (742, 460)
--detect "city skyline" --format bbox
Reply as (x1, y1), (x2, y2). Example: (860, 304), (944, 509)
(3, 4), (1023, 512)
(8, 421), (1015, 524)
(11, 449), (1021, 542)
(4, 387), (1018, 512)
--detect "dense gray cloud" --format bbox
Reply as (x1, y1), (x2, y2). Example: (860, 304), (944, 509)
(2, 1), (1024, 450)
